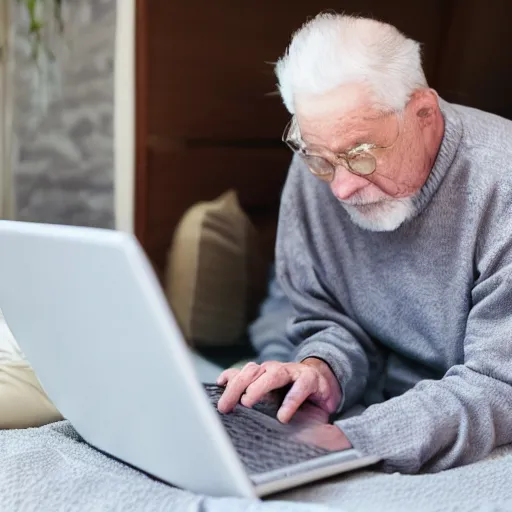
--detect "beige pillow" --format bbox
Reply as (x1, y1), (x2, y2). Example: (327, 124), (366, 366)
(165, 190), (265, 347)
(0, 309), (63, 428)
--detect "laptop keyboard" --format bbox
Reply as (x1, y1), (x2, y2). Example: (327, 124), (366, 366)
(203, 384), (333, 476)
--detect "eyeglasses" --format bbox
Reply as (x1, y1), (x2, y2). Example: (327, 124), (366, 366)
(282, 113), (401, 183)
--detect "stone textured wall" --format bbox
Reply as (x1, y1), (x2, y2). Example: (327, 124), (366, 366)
(12, 0), (115, 228)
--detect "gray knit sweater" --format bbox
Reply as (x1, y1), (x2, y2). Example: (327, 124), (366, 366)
(271, 100), (512, 474)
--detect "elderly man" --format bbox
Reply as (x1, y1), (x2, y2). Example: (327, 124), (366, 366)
(217, 13), (512, 474)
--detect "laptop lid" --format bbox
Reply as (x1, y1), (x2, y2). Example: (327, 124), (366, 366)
(0, 220), (255, 498)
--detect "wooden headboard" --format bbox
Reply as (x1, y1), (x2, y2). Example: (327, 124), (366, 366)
(135, 0), (512, 280)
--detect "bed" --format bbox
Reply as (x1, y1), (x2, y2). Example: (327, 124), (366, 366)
(1, 420), (511, 511)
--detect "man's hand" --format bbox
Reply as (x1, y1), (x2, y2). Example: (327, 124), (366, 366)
(216, 358), (342, 423)
(287, 400), (352, 451)
(293, 422), (352, 451)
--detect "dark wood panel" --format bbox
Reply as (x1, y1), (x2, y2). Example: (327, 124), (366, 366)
(134, 0), (149, 246)
(145, 0), (448, 140)
(143, 146), (291, 276)
(434, 0), (512, 118)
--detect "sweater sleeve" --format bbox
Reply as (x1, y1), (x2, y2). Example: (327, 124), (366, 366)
(247, 265), (296, 363)
(274, 157), (379, 411)
(336, 223), (512, 473)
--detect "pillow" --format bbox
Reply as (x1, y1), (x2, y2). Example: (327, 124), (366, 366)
(165, 190), (266, 347)
(0, 361), (63, 428)
(0, 308), (26, 364)
(0, 309), (63, 428)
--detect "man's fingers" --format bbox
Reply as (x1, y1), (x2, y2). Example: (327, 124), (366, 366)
(217, 363), (265, 413)
(216, 368), (240, 386)
(277, 371), (316, 424)
(241, 365), (292, 408)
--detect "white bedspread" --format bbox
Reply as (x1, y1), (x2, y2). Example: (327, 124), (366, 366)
(1, 421), (511, 512)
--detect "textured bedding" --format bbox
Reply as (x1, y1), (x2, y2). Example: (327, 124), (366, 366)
(1, 420), (511, 512)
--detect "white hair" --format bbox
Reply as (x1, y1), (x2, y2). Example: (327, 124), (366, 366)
(275, 13), (428, 113)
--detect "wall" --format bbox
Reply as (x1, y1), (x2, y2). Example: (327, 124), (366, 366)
(434, 0), (512, 119)
(0, 0), (14, 219)
(114, 0), (135, 233)
(12, 0), (116, 228)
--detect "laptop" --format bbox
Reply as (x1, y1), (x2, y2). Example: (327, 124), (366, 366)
(0, 220), (379, 498)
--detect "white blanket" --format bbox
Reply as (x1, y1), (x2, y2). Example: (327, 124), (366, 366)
(0, 421), (511, 512)
(281, 443), (512, 511)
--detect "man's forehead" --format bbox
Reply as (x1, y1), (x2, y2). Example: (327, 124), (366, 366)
(295, 83), (378, 121)
(294, 84), (383, 148)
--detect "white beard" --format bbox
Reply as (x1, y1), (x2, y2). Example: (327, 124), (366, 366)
(341, 197), (415, 232)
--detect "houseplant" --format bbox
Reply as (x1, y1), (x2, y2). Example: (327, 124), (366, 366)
(18, 0), (64, 61)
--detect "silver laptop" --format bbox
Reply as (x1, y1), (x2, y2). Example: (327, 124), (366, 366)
(0, 220), (379, 498)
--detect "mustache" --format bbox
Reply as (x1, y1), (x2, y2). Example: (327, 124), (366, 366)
(338, 193), (391, 207)
(340, 198), (387, 206)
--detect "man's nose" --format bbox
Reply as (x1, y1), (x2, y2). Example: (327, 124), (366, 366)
(329, 165), (369, 201)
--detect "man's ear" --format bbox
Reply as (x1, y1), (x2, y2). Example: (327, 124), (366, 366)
(410, 89), (439, 128)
